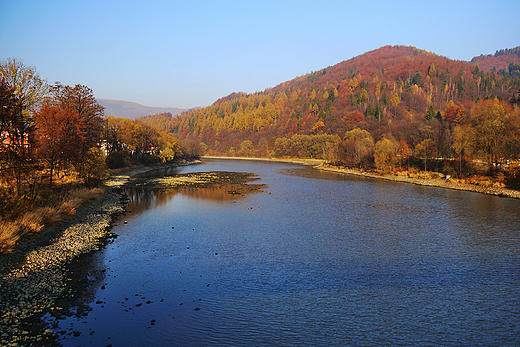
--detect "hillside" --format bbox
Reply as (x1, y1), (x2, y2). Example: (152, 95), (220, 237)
(471, 46), (520, 72)
(98, 99), (188, 120)
(139, 45), (520, 173)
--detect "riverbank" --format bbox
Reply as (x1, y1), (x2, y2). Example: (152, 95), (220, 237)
(317, 163), (520, 199)
(206, 156), (520, 199)
(0, 160), (197, 346)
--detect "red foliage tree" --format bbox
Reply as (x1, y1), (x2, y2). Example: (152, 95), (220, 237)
(35, 103), (85, 185)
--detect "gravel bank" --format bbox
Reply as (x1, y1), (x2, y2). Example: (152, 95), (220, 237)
(0, 161), (196, 346)
(317, 164), (520, 199)
(0, 185), (126, 346)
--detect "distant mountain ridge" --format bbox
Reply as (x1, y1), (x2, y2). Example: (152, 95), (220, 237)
(470, 46), (520, 71)
(98, 99), (189, 120)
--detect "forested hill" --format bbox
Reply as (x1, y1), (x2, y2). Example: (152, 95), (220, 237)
(140, 45), (520, 162)
(471, 46), (520, 72)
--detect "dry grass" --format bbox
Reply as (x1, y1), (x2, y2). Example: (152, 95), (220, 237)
(0, 186), (106, 254)
(0, 220), (21, 254)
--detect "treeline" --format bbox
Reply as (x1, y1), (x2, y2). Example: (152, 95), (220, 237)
(140, 45), (520, 184)
(104, 116), (180, 168)
(471, 46), (520, 72)
(0, 59), (183, 221)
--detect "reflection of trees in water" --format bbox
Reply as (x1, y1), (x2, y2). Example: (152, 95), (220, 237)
(177, 183), (263, 201)
(125, 186), (178, 216)
(125, 182), (264, 214)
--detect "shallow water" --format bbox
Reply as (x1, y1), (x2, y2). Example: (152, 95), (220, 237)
(55, 159), (520, 346)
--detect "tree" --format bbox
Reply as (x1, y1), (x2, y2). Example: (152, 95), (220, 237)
(240, 140), (254, 157)
(129, 122), (159, 158)
(76, 147), (108, 187)
(322, 91), (329, 100)
(443, 100), (460, 123)
(391, 92), (401, 107)
(50, 83), (105, 155)
(426, 105), (435, 121)
(343, 110), (365, 126)
(157, 131), (180, 162)
(0, 59), (48, 194)
(452, 125), (473, 176)
(358, 88), (368, 104)
(0, 58), (48, 115)
(311, 120), (325, 133)
(341, 128), (374, 168)
(180, 138), (204, 159)
(415, 138), (436, 171)
(397, 140), (412, 168)
(427, 63), (436, 77)
(374, 102), (383, 121)
(374, 138), (398, 172)
(35, 103), (85, 185)
(413, 70), (424, 87)
(366, 104), (374, 118)
(467, 98), (519, 170)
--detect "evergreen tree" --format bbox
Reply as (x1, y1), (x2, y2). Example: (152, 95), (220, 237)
(413, 70), (423, 86)
(426, 105), (435, 120)
(405, 78), (413, 93)
(457, 75), (465, 94)
(374, 102), (383, 120)
(366, 104), (374, 117)
(381, 92), (388, 105)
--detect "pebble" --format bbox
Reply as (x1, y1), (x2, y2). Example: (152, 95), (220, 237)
(0, 185), (127, 345)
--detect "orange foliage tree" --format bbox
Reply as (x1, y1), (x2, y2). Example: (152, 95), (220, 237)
(35, 103), (85, 185)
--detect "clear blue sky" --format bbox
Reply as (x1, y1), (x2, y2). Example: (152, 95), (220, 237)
(1, 0), (519, 109)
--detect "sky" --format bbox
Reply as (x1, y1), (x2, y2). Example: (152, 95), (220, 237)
(1, 0), (519, 109)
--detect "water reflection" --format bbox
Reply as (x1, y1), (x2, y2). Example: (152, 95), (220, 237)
(176, 184), (262, 201)
(125, 180), (264, 216)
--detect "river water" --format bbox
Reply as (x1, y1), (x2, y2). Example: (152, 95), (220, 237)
(54, 159), (520, 346)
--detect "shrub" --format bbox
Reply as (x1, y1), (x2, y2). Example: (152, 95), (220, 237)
(106, 150), (133, 169)
(505, 160), (520, 189)
(77, 147), (109, 187)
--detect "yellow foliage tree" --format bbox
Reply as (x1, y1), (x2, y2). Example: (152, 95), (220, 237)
(349, 76), (359, 91)
(391, 92), (401, 107)
(374, 138), (398, 172)
(311, 120), (325, 133)
(323, 91), (329, 100)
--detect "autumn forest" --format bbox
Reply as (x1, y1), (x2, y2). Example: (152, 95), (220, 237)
(2, 45), (520, 239)
(136, 45), (520, 184)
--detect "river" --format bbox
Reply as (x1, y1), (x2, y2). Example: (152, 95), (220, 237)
(52, 159), (520, 346)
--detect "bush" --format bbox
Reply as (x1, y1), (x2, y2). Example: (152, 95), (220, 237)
(106, 150), (133, 169)
(137, 154), (162, 166)
(77, 147), (109, 187)
(505, 160), (520, 188)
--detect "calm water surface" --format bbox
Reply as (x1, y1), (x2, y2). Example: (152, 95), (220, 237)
(55, 159), (520, 346)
